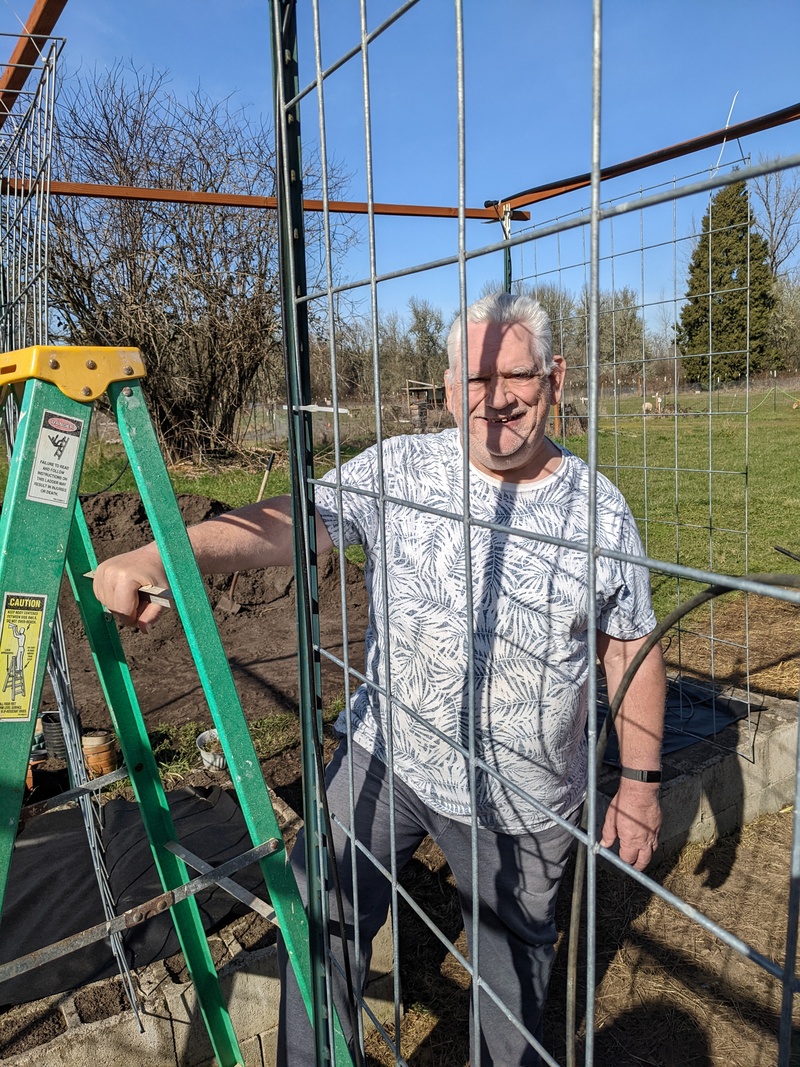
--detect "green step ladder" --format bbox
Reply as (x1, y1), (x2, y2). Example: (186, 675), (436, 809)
(0, 345), (352, 1067)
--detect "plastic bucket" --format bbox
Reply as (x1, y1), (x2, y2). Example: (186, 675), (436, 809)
(196, 729), (227, 771)
(41, 712), (67, 760)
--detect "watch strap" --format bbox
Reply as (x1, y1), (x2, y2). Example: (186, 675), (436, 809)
(620, 766), (662, 783)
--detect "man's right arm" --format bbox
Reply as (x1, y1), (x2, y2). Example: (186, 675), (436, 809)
(92, 494), (334, 632)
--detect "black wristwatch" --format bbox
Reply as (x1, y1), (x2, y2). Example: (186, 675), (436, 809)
(619, 766), (662, 783)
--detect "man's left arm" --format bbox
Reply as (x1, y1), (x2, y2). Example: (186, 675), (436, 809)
(596, 631), (666, 871)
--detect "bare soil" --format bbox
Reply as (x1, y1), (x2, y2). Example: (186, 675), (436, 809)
(3, 491), (800, 1065)
(54, 492), (368, 744)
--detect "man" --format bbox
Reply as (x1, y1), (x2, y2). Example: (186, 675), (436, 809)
(93, 292), (665, 1066)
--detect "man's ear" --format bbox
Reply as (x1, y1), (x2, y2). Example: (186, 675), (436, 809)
(444, 367), (455, 415)
(549, 355), (567, 406)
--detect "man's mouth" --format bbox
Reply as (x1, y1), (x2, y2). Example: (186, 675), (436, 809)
(484, 412), (523, 424)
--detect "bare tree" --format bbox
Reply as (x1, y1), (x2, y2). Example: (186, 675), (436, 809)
(407, 298), (447, 384)
(308, 296), (374, 401)
(48, 63), (354, 461)
(751, 159), (800, 280)
(768, 275), (800, 372)
(514, 281), (581, 365)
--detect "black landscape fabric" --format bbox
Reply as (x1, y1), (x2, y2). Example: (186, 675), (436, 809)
(0, 786), (267, 1005)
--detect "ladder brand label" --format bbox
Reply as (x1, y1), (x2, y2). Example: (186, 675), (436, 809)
(0, 593), (46, 721)
(26, 410), (85, 508)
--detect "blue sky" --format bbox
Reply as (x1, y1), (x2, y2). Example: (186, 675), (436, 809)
(10, 0), (800, 321)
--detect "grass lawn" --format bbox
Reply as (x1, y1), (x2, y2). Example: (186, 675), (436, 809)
(563, 387), (800, 618)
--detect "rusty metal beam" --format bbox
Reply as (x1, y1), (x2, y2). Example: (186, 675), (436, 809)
(498, 100), (800, 212)
(0, 176), (530, 221)
(0, 0), (68, 127)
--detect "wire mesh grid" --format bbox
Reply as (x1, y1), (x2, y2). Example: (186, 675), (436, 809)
(271, 3), (800, 1065)
(513, 164), (763, 758)
(0, 37), (61, 352)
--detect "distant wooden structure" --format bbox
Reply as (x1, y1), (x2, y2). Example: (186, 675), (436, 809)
(406, 380), (446, 410)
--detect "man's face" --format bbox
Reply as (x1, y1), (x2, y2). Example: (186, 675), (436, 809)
(445, 321), (566, 482)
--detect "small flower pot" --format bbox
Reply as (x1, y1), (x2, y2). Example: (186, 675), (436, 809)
(81, 729), (113, 749)
(26, 754), (47, 790)
(82, 732), (118, 778)
(196, 729), (227, 772)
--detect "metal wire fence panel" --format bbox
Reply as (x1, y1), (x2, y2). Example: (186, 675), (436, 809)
(513, 163), (765, 759)
(272, 3), (800, 1064)
(0, 37), (60, 351)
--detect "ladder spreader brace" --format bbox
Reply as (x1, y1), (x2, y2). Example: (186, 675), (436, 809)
(0, 346), (353, 1067)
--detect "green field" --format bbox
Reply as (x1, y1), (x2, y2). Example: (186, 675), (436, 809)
(559, 388), (800, 618)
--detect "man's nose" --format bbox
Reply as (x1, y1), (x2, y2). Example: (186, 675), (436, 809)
(485, 374), (513, 408)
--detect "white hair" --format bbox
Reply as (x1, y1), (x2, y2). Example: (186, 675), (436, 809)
(446, 292), (553, 375)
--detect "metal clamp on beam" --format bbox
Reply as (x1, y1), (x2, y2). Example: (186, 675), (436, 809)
(0, 345), (147, 401)
(165, 841), (277, 925)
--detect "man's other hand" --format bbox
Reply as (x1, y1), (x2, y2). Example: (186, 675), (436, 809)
(600, 778), (661, 871)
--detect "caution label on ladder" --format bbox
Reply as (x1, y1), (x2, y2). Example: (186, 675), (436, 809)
(0, 593), (46, 721)
(26, 410), (85, 508)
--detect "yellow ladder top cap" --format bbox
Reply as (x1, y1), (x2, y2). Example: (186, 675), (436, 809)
(0, 345), (146, 402)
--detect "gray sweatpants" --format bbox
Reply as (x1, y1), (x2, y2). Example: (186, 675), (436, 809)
(277, 739), (578, 1066)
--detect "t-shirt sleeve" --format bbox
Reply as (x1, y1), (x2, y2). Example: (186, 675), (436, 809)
(314, 445), (380, 551)
(596, 507), (657, 640)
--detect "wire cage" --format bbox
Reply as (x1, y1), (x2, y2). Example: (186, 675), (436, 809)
(0, 32), (61, 352)
(0, 4), (797, 1066)
(270, 3), (800, 1066)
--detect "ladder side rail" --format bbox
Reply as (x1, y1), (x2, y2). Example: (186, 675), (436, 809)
(3, 384), (141, 1024)
(105, 379), (352, 1063)
(0, 379), (91, 903)
(65, 502), (243, 1067)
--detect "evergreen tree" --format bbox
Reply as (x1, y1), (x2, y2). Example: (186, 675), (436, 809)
(677, 179), (774, 385)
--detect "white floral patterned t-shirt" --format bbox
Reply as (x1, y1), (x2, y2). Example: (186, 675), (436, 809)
(315, 429), (655, 834)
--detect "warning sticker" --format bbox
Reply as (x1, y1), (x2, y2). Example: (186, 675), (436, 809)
(0, 593), (46, 721)
(26, 410), (85, 508)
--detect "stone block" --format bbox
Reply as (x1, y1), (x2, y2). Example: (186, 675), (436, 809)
(241, 1034), (266, 1067)
(220, 946), (281, 1045)
(196, 1033), (264, 1067)
(164, 916), (397, 1066)
(763, 721), (799, 788)
(6, 1008), (175, 1067)
(702, 801), (742, 840)
(742, 777), (796, 825)
(687, 815), (718, 845)
(261, 1027), (278, 1067)
(700, 755), (747, 826)
(165, 944), (280, 1065)
(166, 980), (214, 1067)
